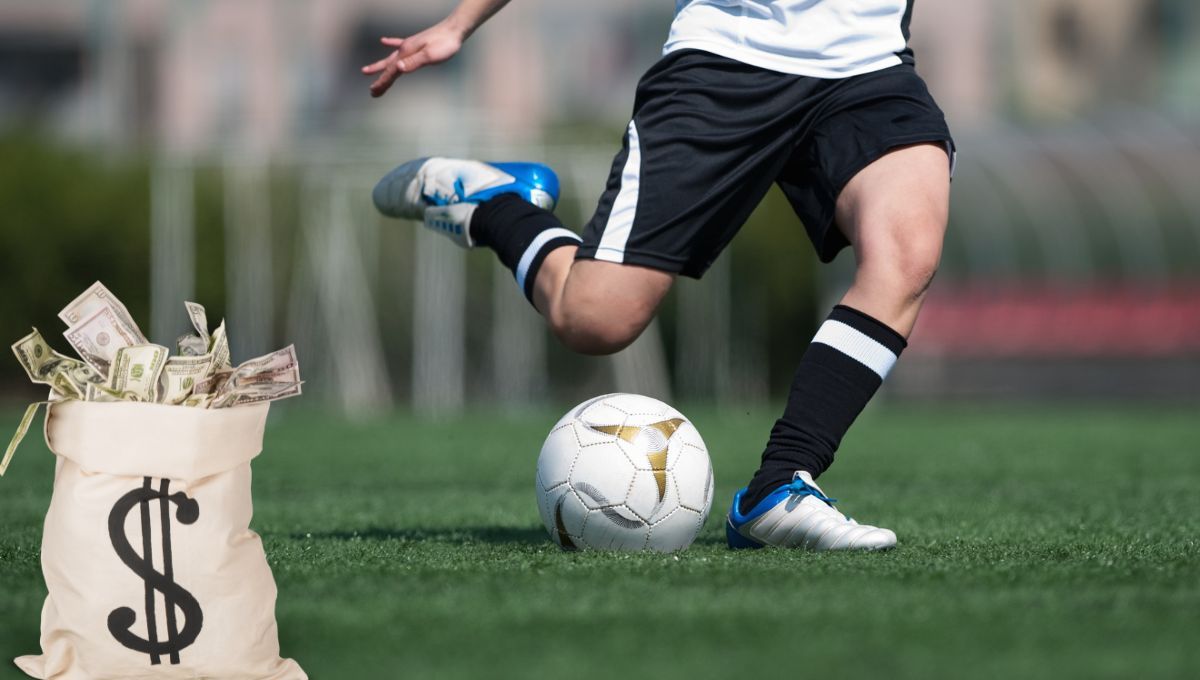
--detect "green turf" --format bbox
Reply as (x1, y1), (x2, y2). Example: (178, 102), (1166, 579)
(1, 403), (1197, 679)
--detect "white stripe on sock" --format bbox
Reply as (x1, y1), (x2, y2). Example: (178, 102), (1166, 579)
(515, 227), (581, 292)
(595, 120), (641, 263)
(811, 320), (898, 379)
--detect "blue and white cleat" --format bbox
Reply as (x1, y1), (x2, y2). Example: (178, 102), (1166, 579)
(726, 471), (896, 551)
(372, 157), (560, 248)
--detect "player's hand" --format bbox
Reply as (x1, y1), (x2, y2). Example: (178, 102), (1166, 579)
(361, 21), (464, 98)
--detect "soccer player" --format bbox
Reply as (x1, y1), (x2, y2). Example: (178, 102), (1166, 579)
(364, 0), (954, 551)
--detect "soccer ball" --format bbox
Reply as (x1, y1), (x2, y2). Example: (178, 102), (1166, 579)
(535, 393), (714, 552)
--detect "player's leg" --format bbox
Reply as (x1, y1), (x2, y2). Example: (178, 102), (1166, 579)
(372, 157), (674, 354)
(728, 144), (950, 551)
(468, 191), (675, 355)
(727, 65), (954, 551)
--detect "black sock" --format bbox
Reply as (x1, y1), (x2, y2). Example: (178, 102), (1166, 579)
(739, 305), (907, 515)
(471, 194), (581, 303)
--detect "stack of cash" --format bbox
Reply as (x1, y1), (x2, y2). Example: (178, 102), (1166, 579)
(3, 282), (302, 474)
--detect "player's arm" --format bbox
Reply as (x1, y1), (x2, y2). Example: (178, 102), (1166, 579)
(362, 0), (511, 98)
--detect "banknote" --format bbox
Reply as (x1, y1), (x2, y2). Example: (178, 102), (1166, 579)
(212, 380), (303, 408)
(176, 333), (208, 357)
(64, 306), (146, 374)
(223, 345), (300, 389)
(107, 344), (169, 402)
(85, 383), (123, 402)
(209, 321), (232, 370)
(57, 281), (135, 326)
(184, 301), (210, 341)
(192, 367), (233, 396)
(180, 393), (214, 408)
(2, 402), (44, 476)
(12, 329), (104, 398)
(160, 355), (213, 405)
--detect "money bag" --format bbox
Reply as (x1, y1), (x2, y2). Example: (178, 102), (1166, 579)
(15, 400), (306, 680)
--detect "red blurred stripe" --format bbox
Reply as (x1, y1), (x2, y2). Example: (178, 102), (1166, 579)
(908, 284), (1200, 357)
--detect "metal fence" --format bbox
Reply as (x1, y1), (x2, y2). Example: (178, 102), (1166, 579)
(148, 114), (1200, 415)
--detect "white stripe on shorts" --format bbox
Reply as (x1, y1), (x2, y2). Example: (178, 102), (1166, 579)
(515, 227), (581, 293)
(811, 319), (898, 379)
(595, 120), (642, 263)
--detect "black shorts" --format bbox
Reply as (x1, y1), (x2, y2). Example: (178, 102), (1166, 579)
(575, 49), (955, 276)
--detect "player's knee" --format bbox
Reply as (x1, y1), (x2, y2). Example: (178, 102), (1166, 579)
(895, 242), (941, 301)
(859, 220), (944, 303)
(550, 297), (653, 356)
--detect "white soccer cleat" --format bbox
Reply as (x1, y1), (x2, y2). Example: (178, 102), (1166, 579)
(726, 471), (897, 551)
(372, 157), (560, 248)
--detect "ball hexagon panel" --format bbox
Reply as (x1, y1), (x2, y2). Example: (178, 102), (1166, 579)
(537, 423), (580, 490)
(672, 444), (714, 514)
(672, 420), (708, 453)
(625, 469), (665, 521)
(569, 443), (635, 510)
(646, 506), (703, 553)
(627, 469), (682, 525)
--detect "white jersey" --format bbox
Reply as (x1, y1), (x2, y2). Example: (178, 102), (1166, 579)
(664, 0), (916, 79)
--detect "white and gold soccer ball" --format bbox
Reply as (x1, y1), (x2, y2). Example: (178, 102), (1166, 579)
(535, 393), (714, 552)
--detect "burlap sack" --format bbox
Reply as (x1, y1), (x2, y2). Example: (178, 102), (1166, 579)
(15, 400), (306, 680)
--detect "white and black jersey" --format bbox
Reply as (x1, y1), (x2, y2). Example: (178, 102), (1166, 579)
(664, 0), (916, 79)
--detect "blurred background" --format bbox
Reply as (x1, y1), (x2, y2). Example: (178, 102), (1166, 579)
(1, 0), (1198, 416)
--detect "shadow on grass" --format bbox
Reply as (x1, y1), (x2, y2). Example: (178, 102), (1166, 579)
(284, 526), (548, 546)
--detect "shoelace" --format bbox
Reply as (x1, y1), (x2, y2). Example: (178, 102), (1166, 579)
(783, 477), (838, 508)
(425, 178), (468, 206)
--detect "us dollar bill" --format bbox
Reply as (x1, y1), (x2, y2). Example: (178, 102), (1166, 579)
(2, 402), (45, 476)
(57, 281), (136, 327)
(12, 328), (104, 398)
(180, 393), (214, 408)
(159, 355), (213, 405)
(191, 367), (233, 396)
(184, 301), (210, 342)
(85, 383), (123, 402)
(208, 321), (232, 370)
(176, 333), (208, 357)
(212, 380), (303, 408)
(64, 306), (146, 375)
(226, 345), (299, 387)
(106, 344), (169, 402)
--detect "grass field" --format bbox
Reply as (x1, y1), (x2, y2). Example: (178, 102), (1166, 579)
(0, 402), (1197, 679)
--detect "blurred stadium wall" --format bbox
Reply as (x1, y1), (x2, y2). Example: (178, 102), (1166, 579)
(0, 0), (1197, 414)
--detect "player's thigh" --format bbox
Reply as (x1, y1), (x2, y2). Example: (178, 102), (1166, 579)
(776, 64), (954, 267)
(836, 142), (951, 284)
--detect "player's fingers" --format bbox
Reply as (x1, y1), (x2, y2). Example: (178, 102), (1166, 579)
(361, 53), (396, 75)
(368, 63), (401, 97)
(397, 49), (433, 74)
(380, 37), (406, 48)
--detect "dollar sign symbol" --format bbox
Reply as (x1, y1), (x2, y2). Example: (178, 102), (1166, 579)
(107, 477), (204, 665)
